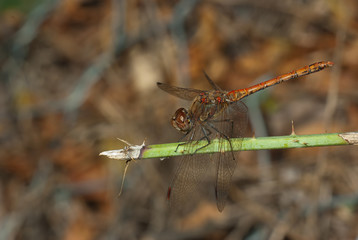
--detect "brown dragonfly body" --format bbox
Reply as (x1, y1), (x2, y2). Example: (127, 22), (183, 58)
(157, 61), (333, 212)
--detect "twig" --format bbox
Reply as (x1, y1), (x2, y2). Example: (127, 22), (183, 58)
(100, 131), (358, 161)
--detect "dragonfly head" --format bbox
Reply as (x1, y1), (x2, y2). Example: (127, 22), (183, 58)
(171, 108), (192, 134)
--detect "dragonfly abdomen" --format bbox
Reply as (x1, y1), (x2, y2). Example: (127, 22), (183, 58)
(226, 61), (333, 102)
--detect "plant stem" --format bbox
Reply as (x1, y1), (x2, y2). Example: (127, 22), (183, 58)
(100, 132), (357, 160)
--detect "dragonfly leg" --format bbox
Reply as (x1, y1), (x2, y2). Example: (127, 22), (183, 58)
(174, 127), (198, 152)
(192, 126), (212, 154)
(209, 118), (235, 136)
(207, 122), (236, 160)
(175, 135), (190, 152)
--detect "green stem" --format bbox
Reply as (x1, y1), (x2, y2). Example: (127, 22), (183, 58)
(100, 132), (357, 160)
(142, 132), (357, 159)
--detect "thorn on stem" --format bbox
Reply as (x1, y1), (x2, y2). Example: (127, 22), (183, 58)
(291, 120), (296, 135)
(252, 131), (256, 139)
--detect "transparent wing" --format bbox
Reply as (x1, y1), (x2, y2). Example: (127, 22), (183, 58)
(157, 82), (203, 101)
(167, 101), (248, 213)
(167, 126), (213, 214)
(206, 101), (248, 211)
(203, 71), (222, 91)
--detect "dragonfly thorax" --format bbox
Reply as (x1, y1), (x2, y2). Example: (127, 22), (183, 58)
(171, 108), (193, 134)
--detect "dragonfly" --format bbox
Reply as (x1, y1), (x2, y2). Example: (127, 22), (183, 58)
(157, 61), (333, 212)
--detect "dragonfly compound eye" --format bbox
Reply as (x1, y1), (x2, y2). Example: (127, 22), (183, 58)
(171, 108), (192, 133)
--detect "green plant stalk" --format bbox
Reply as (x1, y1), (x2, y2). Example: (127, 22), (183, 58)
(141, 132), (356, 159)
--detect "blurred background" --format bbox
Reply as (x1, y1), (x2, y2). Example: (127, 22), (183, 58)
(0, 0), (358, 239)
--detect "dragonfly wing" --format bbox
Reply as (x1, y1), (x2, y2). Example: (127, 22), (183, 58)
(167, 156), (196, 211)
(207, 101), (248, 211)
(157, 82), (203, 101)
(167, 126), (213, 214)
(214, 147), (237, 212)
(203, 71), (222, 91)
